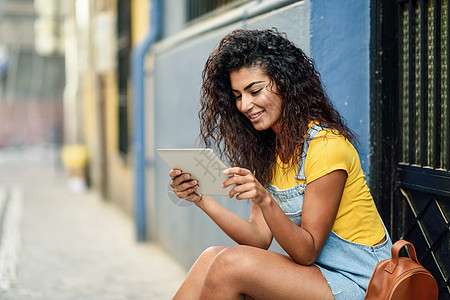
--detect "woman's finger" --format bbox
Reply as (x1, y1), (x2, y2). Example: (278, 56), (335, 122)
(234, 190), (257, 201)
(172, 173), (192, 187)
(176, 185), (203, 203)
(168, 169), (203, 204)
(222, 172), (254, 189)
(175, 184), (199, 198)
(174, 178), (198, 193)
(223, 167), (251, 176)
(169, 169), (182, 180)
(228, 182), (255, 199)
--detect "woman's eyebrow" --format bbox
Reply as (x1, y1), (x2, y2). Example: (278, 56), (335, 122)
(231, 81), (265, 93)
(244, 81), (264, 91)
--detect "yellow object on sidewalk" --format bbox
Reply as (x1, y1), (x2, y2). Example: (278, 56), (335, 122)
(62, 144), (88, 169)
(61, 144), (89, 193)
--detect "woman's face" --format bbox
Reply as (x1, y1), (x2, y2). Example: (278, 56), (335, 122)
(230, 67), (282, 134)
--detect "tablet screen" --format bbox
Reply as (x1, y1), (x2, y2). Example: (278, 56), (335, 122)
(157, 148), (234, 196)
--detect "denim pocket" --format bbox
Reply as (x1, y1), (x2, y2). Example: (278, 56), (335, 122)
(281, 199), (302, 226)
(266, 183), (305, 227)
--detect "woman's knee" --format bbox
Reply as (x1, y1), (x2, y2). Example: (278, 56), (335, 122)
(205, 245), (257, 285)
(199, 246), (227, 263)
(195, 246), (226, 268)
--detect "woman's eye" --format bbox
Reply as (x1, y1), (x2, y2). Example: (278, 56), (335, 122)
(251, 88), (263, 95)
(234, 94), (242, 100)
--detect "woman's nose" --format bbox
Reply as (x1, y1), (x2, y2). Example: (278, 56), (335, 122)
(241, 94), (254, 112)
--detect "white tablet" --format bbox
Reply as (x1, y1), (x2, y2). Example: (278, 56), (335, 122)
(157, 148), (234, 196)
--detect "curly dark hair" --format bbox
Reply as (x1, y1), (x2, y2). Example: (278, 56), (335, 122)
(199, 28), (356, 184)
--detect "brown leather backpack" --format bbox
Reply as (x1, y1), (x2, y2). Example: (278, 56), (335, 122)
(364, 239), (438, 300)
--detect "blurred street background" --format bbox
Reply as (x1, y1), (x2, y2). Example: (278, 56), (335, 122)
(0, 147), (186, 299)
(0, 0), (187, 299)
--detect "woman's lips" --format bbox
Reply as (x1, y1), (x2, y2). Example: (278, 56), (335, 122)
(248, 111), (264, 122)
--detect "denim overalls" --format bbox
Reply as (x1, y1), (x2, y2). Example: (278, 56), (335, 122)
(265, 125), (392, 299)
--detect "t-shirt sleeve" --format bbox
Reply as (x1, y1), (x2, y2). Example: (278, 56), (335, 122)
(304, 132), (354, 183)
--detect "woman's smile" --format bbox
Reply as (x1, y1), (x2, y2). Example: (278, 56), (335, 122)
(248, 110), (264, 121)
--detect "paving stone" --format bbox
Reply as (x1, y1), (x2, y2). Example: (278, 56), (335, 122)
(0, 147), (186, 300)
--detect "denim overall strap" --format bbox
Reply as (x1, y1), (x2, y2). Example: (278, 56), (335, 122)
(295, 124), (323, 181)
(264, 125), (323, 226)
(266, 123), (393, 299)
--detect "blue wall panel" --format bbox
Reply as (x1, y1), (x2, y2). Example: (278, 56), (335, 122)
(310, 0), (371, 174)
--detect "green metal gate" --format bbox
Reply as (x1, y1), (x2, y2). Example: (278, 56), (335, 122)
(372, 0), (450, 298)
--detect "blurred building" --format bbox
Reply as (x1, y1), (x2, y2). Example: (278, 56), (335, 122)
(0, 0), (65, 147)
(51, 0), (449, 297)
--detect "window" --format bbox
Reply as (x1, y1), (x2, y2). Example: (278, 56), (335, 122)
(397, 1), (450, 297)
(371, 0), (450, 297)
(186, 0), (248, 22)
(399, 0), (449, 170)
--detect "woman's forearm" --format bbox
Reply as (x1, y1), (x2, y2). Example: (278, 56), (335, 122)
(195, 195), (272, 249)
(258, 197), (318, 265)
(257, 171), (346, 265)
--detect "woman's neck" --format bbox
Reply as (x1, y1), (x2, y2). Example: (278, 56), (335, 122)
(276, 140), (291, 164)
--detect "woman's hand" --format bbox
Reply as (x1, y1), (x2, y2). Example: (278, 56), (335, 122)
(169, 169), (203, 204)
(222, 167), (271, 205)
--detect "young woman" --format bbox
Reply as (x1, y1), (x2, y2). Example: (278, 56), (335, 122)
(168, 28), (392, 300)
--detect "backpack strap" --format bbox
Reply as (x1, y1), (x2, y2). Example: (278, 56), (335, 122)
(385, 240), (420, 273)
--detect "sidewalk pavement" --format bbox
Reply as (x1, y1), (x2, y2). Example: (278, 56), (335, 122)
(0, 146), (187, 300)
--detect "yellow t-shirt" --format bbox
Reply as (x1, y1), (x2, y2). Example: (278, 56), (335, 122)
(271, 127), (385, 246)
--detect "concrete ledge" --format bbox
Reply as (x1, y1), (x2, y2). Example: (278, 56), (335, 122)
(0, 186), (22, 290)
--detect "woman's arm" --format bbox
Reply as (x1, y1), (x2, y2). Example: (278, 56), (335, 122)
(223, 168), (346, 265)
(169, 169), (272, 249)
(261, 170), (346, 265)
(195, 196), (272, 249)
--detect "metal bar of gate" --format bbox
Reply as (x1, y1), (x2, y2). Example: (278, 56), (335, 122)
(434, 0), (441, 169)
(409, 0), (415, 165)
(420, 0), (427, 167)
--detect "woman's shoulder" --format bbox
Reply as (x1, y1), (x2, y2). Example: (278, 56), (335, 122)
(306, 128), (357, 170)
(312, 128), (350, 147)
(307, 121), (355, 147)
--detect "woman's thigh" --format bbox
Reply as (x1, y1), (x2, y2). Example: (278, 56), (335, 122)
(173, 246), (228, 300)
(202, 245), (334, 300)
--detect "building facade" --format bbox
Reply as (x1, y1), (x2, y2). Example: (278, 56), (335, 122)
(0, 0), (65, 147)
(73, 0), (449, 297)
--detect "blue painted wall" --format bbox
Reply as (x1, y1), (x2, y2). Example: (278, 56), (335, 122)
(310, 0), (371, 174)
